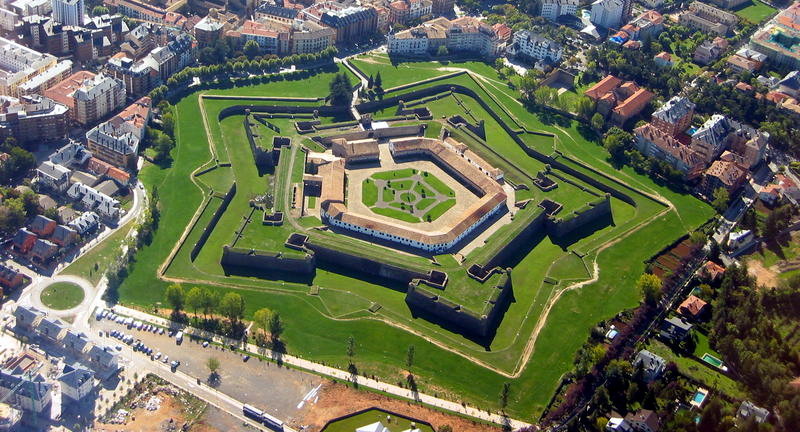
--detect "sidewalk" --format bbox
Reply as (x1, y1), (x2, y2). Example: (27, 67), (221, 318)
(112, 305), (532, 430)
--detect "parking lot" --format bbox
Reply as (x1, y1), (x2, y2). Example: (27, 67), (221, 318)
(89, 311), (324, 424)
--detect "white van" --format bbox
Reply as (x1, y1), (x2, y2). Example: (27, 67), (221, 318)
(175, 331), (183, 344)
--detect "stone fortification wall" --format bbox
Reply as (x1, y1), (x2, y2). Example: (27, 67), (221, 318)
(220, 246), (315, 274)
(406, 270), (512, 338)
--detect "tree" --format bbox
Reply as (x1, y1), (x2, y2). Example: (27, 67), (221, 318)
(185, 287), (203, 317)
(346, 335), (355, 365)
(436, 45), (449, 56)
(218, 292), (245, 324)
(763, 204), (792, 242)
(253, 307), (272, 334)
(591, 112), (605, 130)
(575, 96), (595, 120)
(603, 127), (633, 162)
(367, 74), (374, 89)
(92, 5), (109, 15)
(690, 231), (707, 246)
(164, 284), (185, 314)
(637, 273), (662, 305)
(200, 287), (218, 318)
(405, 345), (415, 370)
(375, 72), (382, 88)
(268, 311), (284, 341)
(500, 382), (511, 410)
(328, 73), (353, 106)
(711, 187), (730, 213)
(206, 356), (220, 376)
(243, 40), (260, 59)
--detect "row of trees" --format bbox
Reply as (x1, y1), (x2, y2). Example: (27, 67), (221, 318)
(0, 138), (36, 186)
(163, 284), (286, 346)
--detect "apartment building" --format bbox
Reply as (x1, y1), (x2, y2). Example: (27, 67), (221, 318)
(590, 0), (632, 29)
(0, 7), (19, 32)
(540, 0), (578, 22)
(634, 123), (706, 179)
(85, 96), (150, 168)
(0, 95), (68, 145)
(319, 6), (377, 44)
(693, 36), (729, 65)
(104, 0), (165, 23)
(46, 72), (125, 125)
(507, 30), (563, 64)
(9, 0), (51, 16)
(679, 2), (738, 36)
(291, 21), (335, 55)
(750, 2), (800, 69)
(51, 0), (85, 26)
(193, 13), (226, 46)
(0, 37), (65, 97)
(620, 10), (664, 41)
(388, 16), (504, 58)
(431, 0), (453, 15)
(651, 96), (695, 136)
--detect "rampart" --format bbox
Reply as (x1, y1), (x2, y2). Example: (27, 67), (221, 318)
(190, 183), (236, 261)
(220, 245), (315, 274)
(406, 269), (512, 337)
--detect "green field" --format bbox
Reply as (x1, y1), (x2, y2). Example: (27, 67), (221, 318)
(734, 0), (776, 23)
(112, 60), (713, 420)
(40, 282), (85, 310)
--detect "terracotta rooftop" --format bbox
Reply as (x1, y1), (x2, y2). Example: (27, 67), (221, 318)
(43, 70), (96, 108)
(585, 75), (623, 100)
(705, 159), (747, 187)
(613, 87), (654, 119)
(677, 295), (708, 318)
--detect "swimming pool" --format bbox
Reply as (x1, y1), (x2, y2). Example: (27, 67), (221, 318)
(701, 353), (723, 368)
(690, 388), (709, 408)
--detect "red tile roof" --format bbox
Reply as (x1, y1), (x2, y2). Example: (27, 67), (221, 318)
(585, 75), (623, 100)
(677, 295), (708, 318)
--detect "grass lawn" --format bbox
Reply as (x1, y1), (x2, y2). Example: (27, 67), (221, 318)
(112, 60), (714, 421)
(362, 179), (378, 206)
(646, 340), (744, 398)
(308, 196), (316, 209)
(422, 199), (456, 221)
(62, 218), (137, 285)
(40, 282), (84, 310)
(372, 168), (417, 179)
(321, 409), (435, 432)
(422, 172), (455, 196)
(734, 0), (776, 23)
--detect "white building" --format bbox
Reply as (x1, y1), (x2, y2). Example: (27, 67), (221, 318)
(66, 182), (120, 219)
(10, 0), (51, 16)
(590, 0), (630, 29)
(0, 369), (52, 414)
(51, 0), (84, 26)
(58, 363), (94, 401)
(72, 73), (126, 126)
(540, 0), (578, 21)
(408, 0), (432, 20)
(388, 16), (503, 58)
(0, 7), (18, 32)
(0, 37), (60, 97)
(508, 30), (563, 63)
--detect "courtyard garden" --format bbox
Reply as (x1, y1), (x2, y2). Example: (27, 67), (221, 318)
(362, 169), (456, 223)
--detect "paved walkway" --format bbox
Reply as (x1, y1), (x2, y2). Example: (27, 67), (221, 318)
(111, 305), (532, 430)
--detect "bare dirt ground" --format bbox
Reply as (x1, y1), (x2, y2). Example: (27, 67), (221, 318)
(94, 393), (195, 432)
(746, 259), (779, 288)
(299, 381), (501, 432)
